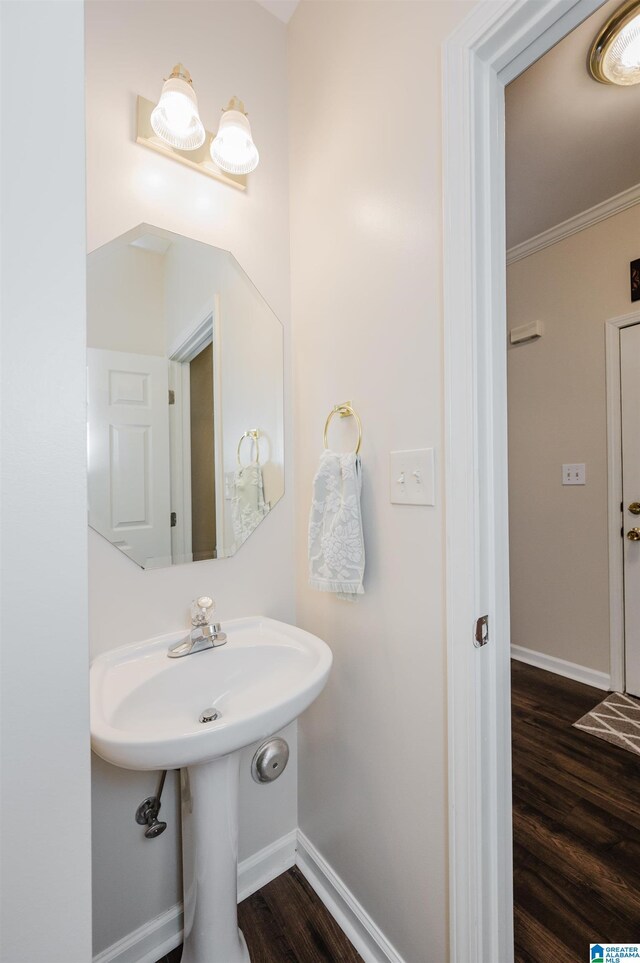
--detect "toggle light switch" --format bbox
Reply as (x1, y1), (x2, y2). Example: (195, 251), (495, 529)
(390, 449), (435, 505)
(562, 463), (586, 486)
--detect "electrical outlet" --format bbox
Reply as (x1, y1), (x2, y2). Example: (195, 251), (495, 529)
(562, 463), (586, 486)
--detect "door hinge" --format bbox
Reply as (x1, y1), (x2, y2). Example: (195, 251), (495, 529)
(474, 614), (489, 648)
(168, 389), (175, 405)
(170, 512), (177, 527)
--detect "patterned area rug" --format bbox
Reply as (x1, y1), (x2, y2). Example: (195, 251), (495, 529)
(574, 691), (640, 756)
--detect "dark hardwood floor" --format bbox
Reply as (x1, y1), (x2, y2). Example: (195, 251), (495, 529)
(513, 660), (640, 962)
(156, 866), (363, 963)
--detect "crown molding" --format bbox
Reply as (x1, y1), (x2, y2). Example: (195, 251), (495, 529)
(507, 180), (640, 265)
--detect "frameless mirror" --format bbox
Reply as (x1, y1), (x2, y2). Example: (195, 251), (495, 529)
(87, 224), (284, 568)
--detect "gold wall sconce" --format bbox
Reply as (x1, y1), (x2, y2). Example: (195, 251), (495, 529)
(137, 64), (260, 191)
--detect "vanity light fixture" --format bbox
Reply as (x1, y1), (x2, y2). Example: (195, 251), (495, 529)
(589, 0), (640, 85)
(210, 97), (260, 175)
(137, 75), (254, 190)
(150, 64), (205, 150)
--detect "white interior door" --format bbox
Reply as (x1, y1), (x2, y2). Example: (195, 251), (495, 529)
(621, 324), (640, 696)
(88, 348), (171, 568)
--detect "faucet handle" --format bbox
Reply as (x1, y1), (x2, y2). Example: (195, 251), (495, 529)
(191, 596), (214, 626)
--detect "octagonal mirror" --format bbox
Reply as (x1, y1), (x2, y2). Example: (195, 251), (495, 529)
(87, 224), (284, 568)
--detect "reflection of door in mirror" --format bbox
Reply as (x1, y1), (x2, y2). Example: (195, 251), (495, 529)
(189, 343), (216, 561)
(87, 348), (171, 568)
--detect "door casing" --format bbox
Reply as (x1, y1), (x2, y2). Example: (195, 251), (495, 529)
(442, 1), (607, 960)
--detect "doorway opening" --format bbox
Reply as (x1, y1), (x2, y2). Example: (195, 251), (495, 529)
(443, 1), (640, 960)
(505, 7), (640, 955)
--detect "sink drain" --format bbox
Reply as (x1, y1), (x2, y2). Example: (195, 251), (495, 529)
(199, 707), (222, 723)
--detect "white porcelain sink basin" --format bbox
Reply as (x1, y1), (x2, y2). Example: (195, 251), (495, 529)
(91, 616), (332, 963)
(91, 616), (332, 771)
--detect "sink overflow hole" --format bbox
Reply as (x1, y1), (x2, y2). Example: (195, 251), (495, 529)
(199, 707), (222, 724)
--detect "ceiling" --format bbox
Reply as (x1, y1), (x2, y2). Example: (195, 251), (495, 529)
(254, 0), (299, 24)
(506, 0), (640, 249)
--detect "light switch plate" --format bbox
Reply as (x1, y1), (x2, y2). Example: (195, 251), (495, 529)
(562, 463), (586, 486)
(390, 449), (435, 505)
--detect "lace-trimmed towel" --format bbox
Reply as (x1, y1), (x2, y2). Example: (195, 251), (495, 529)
(308, 450), (365, 601)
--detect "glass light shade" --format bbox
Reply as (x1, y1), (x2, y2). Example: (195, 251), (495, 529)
(210, 106), (259, 175)
(589, 1), (640, 84)
(602, 15), (640, 83)
(150, 76), (206, 150)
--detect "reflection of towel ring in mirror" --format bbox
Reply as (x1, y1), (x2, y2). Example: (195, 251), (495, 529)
(237, 429), (260, 467)
(323, 403), (362, 455)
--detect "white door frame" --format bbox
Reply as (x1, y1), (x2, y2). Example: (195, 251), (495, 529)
(169, 296), (226, 559)
(442, 1), (606, 960)
(605, 311), (640, 693)
(168, 305), (215, 566)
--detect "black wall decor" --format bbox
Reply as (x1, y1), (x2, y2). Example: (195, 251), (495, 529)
(631, 258), (640, 302)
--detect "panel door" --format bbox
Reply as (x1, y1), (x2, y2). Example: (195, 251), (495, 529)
(88, 348), (171, 568)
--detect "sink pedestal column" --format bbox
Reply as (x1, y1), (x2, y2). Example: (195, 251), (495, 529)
(180, 753), (250, 963)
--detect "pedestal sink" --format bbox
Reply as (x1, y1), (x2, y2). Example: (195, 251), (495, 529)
(90, 617), (332, 963)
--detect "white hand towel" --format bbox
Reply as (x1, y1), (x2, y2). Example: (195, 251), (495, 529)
(232, 463), (269, 548)
(308, 450), (365, 601)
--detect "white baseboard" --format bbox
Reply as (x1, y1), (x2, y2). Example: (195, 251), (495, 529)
(92, 903), (182, 963)
(94, 828), (405, 963)
(93, 830), (297, 963)
(295, 831), (406, 963)
(238, 829), (297, 902)
(511, 643), (611, 691)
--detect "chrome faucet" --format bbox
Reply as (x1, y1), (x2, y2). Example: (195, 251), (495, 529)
(168, 597), (227, 659)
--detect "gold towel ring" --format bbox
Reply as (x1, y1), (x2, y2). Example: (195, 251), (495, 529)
(237, 429), (260, 467)
(323, 403), (362, 455)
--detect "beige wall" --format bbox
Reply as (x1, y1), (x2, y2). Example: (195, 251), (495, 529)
(164, 240), (285, 553)
(289, 3), (472, 961)
(87, 244), (166, 355)
(86, 1), (296, 955)
(218, 259), (285, 550)
(508, 204), (640, 674)
(163, 235), (224, 352)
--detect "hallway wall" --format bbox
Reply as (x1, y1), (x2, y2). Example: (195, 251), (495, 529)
(508, 204), (640, 677)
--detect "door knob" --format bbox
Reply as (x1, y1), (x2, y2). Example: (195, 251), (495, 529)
(629, 502), (640, 515)
(627, 528), (640, 541)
